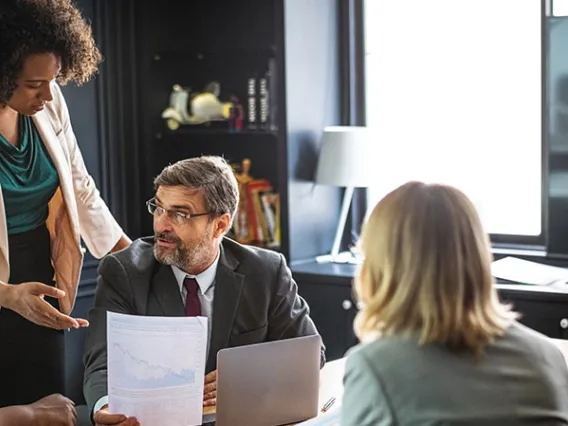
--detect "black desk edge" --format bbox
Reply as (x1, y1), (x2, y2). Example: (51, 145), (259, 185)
(290, 259), (568, 301)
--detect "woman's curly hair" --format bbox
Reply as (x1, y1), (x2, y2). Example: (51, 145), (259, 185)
(0, 0), (102, 104)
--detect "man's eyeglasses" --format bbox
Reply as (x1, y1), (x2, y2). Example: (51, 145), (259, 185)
(146, 198), (210, 225)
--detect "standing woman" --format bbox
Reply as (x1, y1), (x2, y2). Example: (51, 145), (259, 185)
(0, 0), (131, 409)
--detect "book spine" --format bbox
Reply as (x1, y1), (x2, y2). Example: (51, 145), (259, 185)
(247, 77), (257, 130)
(259, 76), (268, 130)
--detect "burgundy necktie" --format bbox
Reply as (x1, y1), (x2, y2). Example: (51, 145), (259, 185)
(183, 277), (201, 316)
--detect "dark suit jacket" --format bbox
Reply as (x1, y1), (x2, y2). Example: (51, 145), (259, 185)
(82, 236), (325, 415)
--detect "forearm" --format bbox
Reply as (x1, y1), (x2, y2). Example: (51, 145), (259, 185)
(83, 367), (109, 415)
(83, 315), (111, 412)
(0, 282), (7, 307)
(0, 281), (14, 309)
(0, 405), (34, 426)
(111, 234), (132, 253)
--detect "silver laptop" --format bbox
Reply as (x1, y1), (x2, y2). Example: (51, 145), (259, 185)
(213, 335), (321, 426)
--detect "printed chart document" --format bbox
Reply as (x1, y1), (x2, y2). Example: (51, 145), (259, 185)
(107, 312), (208, 426)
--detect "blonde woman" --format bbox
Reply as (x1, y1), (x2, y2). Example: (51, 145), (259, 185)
(341, 181), (568, 426)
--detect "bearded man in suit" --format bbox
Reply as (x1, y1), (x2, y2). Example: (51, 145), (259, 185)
(83, 155), (324, 426)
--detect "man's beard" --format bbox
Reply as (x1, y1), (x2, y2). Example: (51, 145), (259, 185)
(153, 227), (212, 272)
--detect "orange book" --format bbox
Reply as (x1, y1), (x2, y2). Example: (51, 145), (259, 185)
(246, 179), (272, 243)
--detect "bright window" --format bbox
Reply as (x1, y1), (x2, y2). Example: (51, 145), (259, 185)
(364, 0), (543, 238)
(553, 0), (568, 16)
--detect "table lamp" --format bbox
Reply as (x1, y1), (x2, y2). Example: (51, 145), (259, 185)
(315, 126), (376, 263)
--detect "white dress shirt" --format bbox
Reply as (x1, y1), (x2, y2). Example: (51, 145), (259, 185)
(93, 251), (220, 415)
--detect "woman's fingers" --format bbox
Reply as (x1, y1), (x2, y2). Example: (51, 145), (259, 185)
(28, 282), (66, 299)
(76, 318), (90, 327)
(31, 300), (79, 329)
(8, 282), (87, 330)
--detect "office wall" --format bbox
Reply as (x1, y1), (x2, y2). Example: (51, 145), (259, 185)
(284, 0), (342, 260)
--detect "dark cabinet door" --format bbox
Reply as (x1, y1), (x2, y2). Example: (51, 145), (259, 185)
(497, 289), (568, 339)
(298, 282), (358, 360)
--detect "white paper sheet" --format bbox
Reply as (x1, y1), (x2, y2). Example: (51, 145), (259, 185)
(107, 312), (208, 426)
(491, 256), (568, 286)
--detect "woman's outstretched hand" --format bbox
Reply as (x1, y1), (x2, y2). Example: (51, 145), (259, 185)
(0, 282), (88, 330)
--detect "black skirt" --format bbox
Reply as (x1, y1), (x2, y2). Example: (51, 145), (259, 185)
(0, 224), (65, 407)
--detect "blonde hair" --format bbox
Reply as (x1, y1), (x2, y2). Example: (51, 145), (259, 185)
(354, 181), (517, 357)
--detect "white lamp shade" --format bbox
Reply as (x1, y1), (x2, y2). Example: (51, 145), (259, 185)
(315, 126), (376, 187)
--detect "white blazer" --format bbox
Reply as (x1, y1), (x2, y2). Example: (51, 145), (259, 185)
(0, 84), (124, 314)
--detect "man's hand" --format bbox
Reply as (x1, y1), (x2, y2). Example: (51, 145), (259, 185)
(93, 405), (138, 426)
(29, 394), (77, 426)
(0, 282), (88, 330)
(203, 370), (217, 407)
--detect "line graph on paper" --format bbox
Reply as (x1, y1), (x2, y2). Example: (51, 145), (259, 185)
(110, 340), (196, 389)
(106, 313), (208, 426)
(107, 313), (207, 392)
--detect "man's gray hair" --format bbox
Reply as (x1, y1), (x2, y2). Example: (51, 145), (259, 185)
(154, 156), (239, 223)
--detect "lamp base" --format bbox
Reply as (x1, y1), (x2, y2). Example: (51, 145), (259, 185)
(315, 251), (360, 264)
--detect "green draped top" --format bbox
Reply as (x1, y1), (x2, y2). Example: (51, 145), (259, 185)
(0, 114), (59, 235)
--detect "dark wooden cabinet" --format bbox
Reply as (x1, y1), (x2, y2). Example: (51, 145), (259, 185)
(298, 282), (357, 360)
(292, 262), (360, 360)
(497, 285), (568, 339)
(292, 261), (568, 361)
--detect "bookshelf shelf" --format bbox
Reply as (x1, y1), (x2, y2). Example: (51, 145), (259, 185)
(158, 128), (278, 138)
(151, 47), (276, 63)
(134, 0), (340, 261)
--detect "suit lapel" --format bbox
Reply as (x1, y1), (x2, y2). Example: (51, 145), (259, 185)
(32, 111), (68, 174)
(152, 263), (185, 316)
(206, 244), (244, 372)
